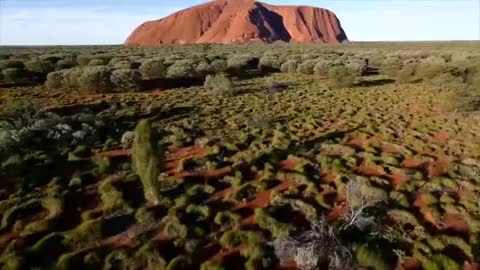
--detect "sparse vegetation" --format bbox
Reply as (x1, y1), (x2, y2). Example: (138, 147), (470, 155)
(1, 42), (480, 269)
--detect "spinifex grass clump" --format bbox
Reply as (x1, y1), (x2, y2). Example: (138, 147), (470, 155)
(132, 119), (163, 204)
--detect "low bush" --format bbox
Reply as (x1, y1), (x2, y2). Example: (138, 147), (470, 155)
(24, 60), (55, 74)
(166, 59), (197, 79)
(296, 60), (318, 74)
(280, 60), (298, 73)
(396, 63), (418, 83)
(204, 74), (235, 96)
(46, 71), (64, 89)
(210, 59), (228, 73)
(87, 59), (106, 67)
(78, 66), (113, 92)
(63, 67), (83, 88)
(227, 55), (255, 75)
(328, 65), (357, 88)
(195, 61), (213, 78)
(110, 69), (142, 92)
(76, 55), (94, 67)
(139, 58), (166, 79)
(1, 68), (25, 83)
(313, 60), (334, 78)
(0, 60), (24, 70)
(56, 59), (77, 70)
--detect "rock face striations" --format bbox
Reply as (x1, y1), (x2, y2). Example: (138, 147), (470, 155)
(125, 0), (348, 46)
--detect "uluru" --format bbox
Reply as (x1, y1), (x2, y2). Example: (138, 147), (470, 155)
(125, 0), (348, 46)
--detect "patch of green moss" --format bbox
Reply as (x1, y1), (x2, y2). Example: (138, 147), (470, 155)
(63, 218), (103, 247)
(254, 208), (293, 238)
(354, 243), (390, 270)
(214, 211), (241, 229)
(219, 230), (264, 249)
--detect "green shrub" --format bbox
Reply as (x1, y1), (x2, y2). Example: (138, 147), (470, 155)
(381, 57), (403, 78)
(313, 60), (334, 78)
(227, 55), (254, 74)
(396, 63), (418, 83)
(280, 60), (297, 73)
(56, 59), (77, 70)
(296, 60), (318, 74)
(1, 68), (25, 83)
(259, 56), (280, 71)
(210, 59), (228, 73)
(132, 120), (163, 204)
(195, 61), (213, 78)
(328, 65), (357, 88)
(24, 60), (55, 74)
(62, 67), (82, 88)
(167, 59), (198, 78)
(39, 54), (63, 63)
(0, 60), (24, 69)
(110, 69), (142, 92)
(204, 74), (235, 96)
(78, 66), (113, 92)
(139, 58), (166, 79)
(76, 55), (93, 67)
(219, 230), (264, 249)
(46, 71), (65, 89)
(87, 59), (106, 66)
(113, 60), (136, 70)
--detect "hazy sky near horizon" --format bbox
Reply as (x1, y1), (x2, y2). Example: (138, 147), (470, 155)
(0, 0), (479, 45)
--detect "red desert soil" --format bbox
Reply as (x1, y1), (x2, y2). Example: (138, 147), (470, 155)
(234, 180), (295, 210)
(125, 0), (348, 46)
(356, 162), (386, 177)
(438, 213), (470, 234)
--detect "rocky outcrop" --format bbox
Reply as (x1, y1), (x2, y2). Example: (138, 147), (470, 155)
(125, 0), (348, 46)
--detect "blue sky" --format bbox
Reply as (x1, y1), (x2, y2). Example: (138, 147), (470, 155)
(0, 0), (478, 45)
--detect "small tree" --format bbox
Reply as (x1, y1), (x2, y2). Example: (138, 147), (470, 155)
(132, 120), (163, 204)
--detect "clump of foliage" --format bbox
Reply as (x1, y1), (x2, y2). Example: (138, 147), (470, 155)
(46, 71), (64, 89)
(259, 56), (281, 72)
(273, 218), (353, 270)
(280, 60), (298, 73)
(296, 60), (318, 74)
(313, 60), (334, 78)
(110, 68), (142, 92)
(1, 68), (25, 83)
(204, 74), (235, 96)
(328, 65), (357, 88)
(78, 66), (113, 92)
(139, 58), (167, 79)
(132, 119), (163, 204)
(24, 59), (55, 74)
